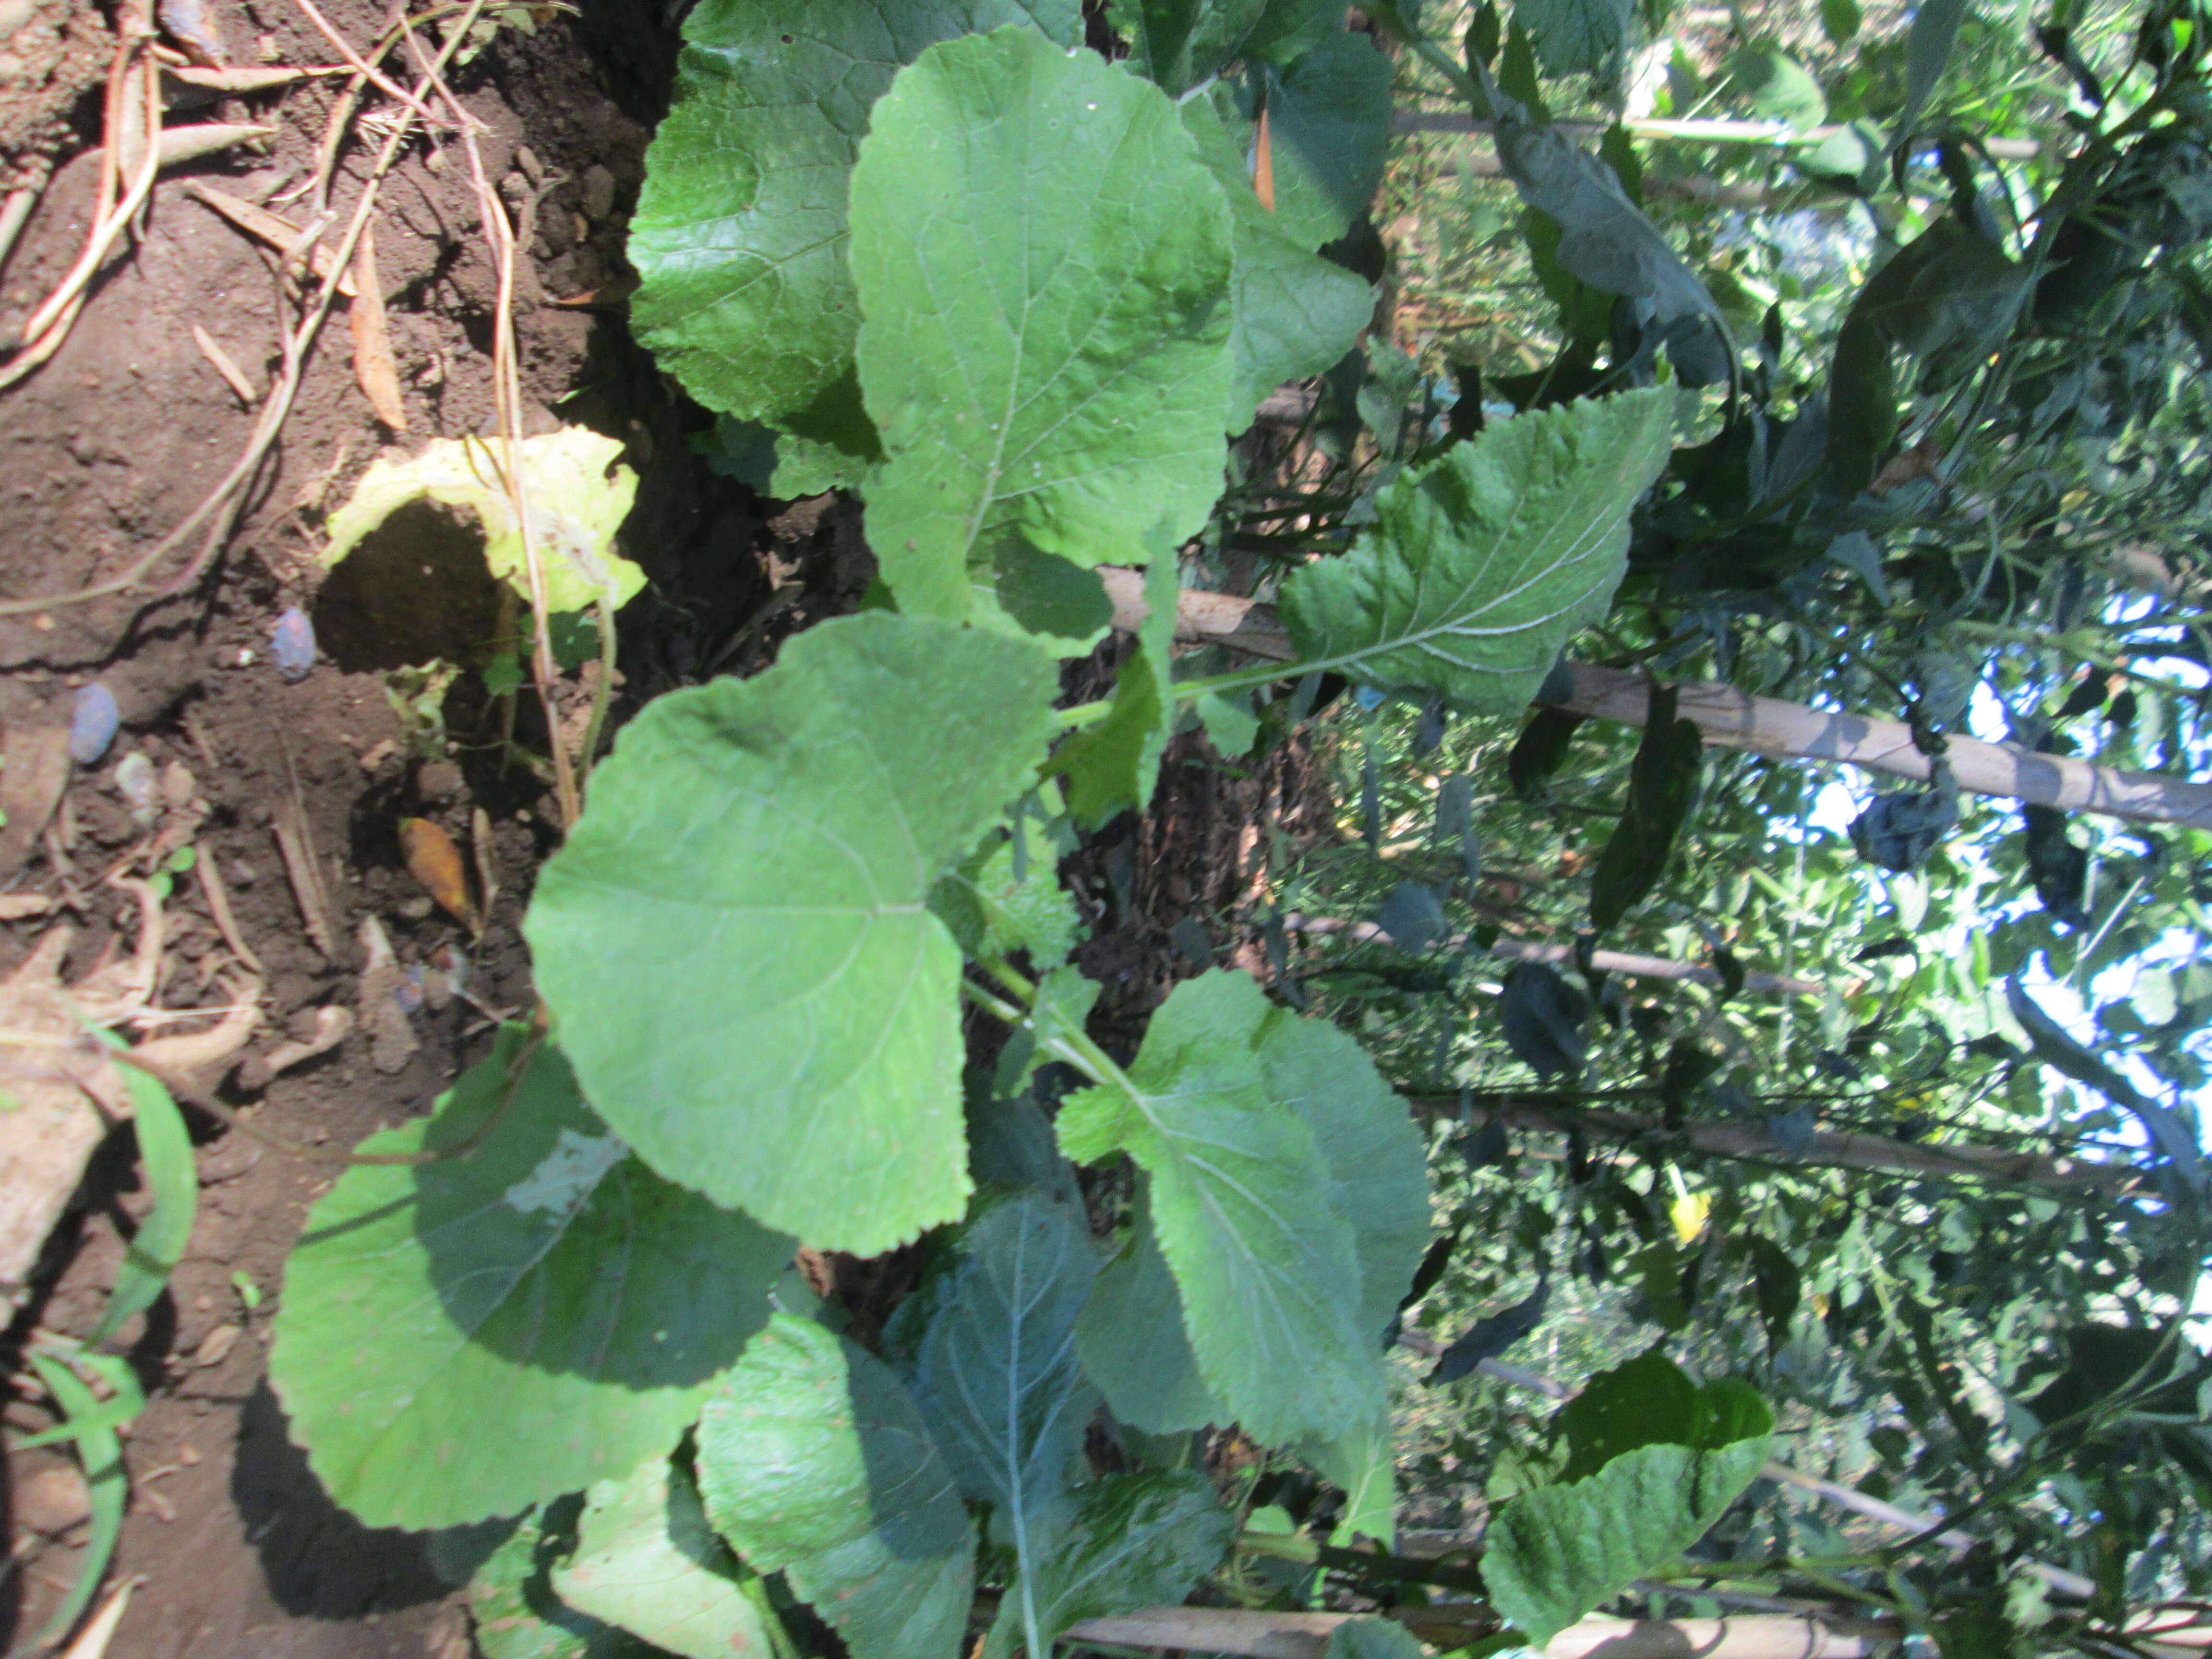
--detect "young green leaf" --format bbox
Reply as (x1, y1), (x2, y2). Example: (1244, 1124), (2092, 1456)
(551, 1455), (772, 1659)
(849, 27), (1233, 624)
(267, 1030), (793, 1529)
(1054, 557), (1180, 826)
(527, 613), (1059, 1256)
(930, 795), (1081, 969)
(1057, 971), (1382, 1444)
(1076, 1185), (1226, 1435)
(911, 1196), (1100, 1659)
(87, 1057), (195, 1345)
(696, 1314), (976, 1659)
(1589, 688), (1703, 935)
(1277, 391), (1674, 710)
(979, 1471), (1238, 1659)
(629, 0), (1080, 426)
(1483, 1434), (1772, 1645)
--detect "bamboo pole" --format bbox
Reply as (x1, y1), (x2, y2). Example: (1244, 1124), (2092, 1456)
(1059, 1608), (1906, 1659)
(1096, 571), (2212, 833)
(1281, 913), (1827, 995)
(1405, 1094), (2139, 1193)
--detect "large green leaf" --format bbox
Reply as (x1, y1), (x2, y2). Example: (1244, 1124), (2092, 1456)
(629, 0), (1079, 425)
(527, 613), (1059, 1256)
(552, 1455), (772, 1659)
(1278, 391), (1674, 710)
(981, 1472), (1238, 1659)
(1182, 97), (1373, 434)
(267, 1030), (791, 1529)
(1253, 1007), (1431, 1345)
(911, 1196), (1099, 1659)
(696, 1315), (976, 1659)
(1483, 1437), (1771, 1645)
(1076, 1186), (1225, 1435)
(1057, 971), (1381, 1444)
(848, 27), (1233, 624)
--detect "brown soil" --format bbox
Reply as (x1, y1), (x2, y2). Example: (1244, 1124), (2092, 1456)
(0, 1), (830, 1652)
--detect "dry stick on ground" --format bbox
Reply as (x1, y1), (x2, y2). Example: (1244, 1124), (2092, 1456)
(1094, 570), (2212, 831)
(1279, 912), (1826, 994)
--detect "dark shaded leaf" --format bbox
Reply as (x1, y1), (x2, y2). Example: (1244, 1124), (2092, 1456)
(1895, 0), (1969, 149)
(1500, 961), (1588, 1079)
(2021, 804), (2090, 929)
(1848, 785), (1956, 872)
(1427, 1278), (1550, 1382)
(1764, 1106), (1816, 1155)
(1401, 1227), (1459, 1310)
(1492, 121), (1723, 334)
(1745, 1237), (1801, 1351)
(1508, 709), (1588, 801)
(1589, 688), (1702, 935)
(1377, 881), (1448, 953)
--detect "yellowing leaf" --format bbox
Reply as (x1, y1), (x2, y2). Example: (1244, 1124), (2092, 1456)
(1669, 1190), (1710, 1246)
(322, 427), (644, 614)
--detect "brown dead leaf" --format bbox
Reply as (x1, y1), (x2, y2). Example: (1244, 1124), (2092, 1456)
(350, 222), (406, 432)
(1254, 104), (1275, 213)
(1870, 434), (1941, 495)
(0, 723), (73, 877)
(400, 817), (478, 932)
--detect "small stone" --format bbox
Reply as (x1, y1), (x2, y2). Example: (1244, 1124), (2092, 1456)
(15, 1465), (90, 1536)
(70, 682), (120, 766)
(416, 759), (463, 801)
(159, 761), (197, 809)
(192, 1323), (242, 1369)
(271, 607), (316, 682)
(397, 895), (434, 921)
(114, 752), (160, 827)
(228, 860), (255, 886)
(580, 164), (617, 223)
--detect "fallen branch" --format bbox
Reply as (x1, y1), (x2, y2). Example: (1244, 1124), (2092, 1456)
(1096, 571), (2212, 832)
(1281, 912), (1826, 995)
